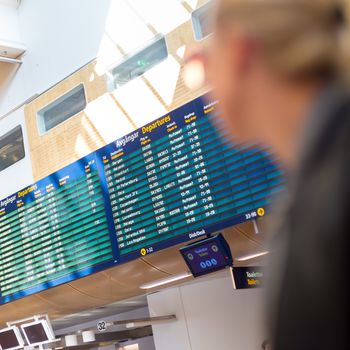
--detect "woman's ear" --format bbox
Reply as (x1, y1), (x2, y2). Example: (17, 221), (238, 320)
(229, 33), (260, 78)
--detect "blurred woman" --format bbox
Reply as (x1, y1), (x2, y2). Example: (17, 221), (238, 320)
(203, 0), (350, 349)
(262, 340), (272, 350)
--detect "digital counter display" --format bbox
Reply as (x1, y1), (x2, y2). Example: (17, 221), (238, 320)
(0, 95), (283, 303)
(180, 233), (233, 277)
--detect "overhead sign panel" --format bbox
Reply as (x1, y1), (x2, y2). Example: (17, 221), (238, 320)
(0, 95), (282, 303)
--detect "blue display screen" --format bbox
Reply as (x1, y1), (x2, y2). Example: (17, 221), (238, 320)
(180, 234), (233, 277)
(0, 94), (282, 303)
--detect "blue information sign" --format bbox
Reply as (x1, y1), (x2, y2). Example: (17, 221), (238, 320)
(0, 95), (282, 303)
(180, 233), (233, 277)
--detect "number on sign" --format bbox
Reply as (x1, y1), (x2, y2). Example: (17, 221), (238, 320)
(97, 321), (108, 332)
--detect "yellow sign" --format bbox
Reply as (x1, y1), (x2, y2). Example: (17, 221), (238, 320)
(140, 248), (147, 256)
(257, 208), (265, 217)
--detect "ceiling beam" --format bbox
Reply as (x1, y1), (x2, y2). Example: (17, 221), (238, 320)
(0, 55), (22, 64)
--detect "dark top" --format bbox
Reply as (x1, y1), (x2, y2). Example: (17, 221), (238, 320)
(269, 86), (350, 349)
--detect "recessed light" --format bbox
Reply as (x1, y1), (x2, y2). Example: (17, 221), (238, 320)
(140, 272), (192, 290)
(235, 251), (269, 262)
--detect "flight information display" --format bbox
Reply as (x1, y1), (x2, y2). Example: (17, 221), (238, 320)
(0, 156), (115, 303)
(0, 94), (283, 303)
(99, 98), (282, 258)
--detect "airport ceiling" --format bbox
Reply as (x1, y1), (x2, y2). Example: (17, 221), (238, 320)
(0, 0), (19, 6)
(0, 220), (269, 326)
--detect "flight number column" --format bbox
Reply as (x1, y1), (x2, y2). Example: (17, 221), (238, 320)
(105, 149), (156, 252)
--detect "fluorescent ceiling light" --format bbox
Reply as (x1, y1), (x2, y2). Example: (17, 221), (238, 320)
(140, 272), (192, 290)
(126, 322), (151, 329)
(0, 56), (22, 64)
(235, 251), (269, 262)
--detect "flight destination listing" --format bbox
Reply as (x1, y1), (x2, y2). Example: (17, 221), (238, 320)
(99, 97), (283, 257)
(0, 156), (114, 300)
(0, 94), (282, 303)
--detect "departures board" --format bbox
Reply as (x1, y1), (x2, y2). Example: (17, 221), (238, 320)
(0, 95), (283, 303)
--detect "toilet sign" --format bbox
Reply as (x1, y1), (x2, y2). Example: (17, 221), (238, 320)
(231, 266), (264, 289)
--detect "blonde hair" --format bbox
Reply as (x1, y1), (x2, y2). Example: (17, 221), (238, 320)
(217, 0), (350, 81)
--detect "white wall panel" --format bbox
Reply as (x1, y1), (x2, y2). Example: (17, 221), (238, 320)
(0, 3), (21, 43)
(148, 272), (267, 350)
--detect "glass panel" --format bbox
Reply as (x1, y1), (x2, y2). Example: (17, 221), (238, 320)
(192, 1), (214, 40)
(0, 126), (25, 172)
(109, 36), (168, 89)
(37, 84), (86, 133)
